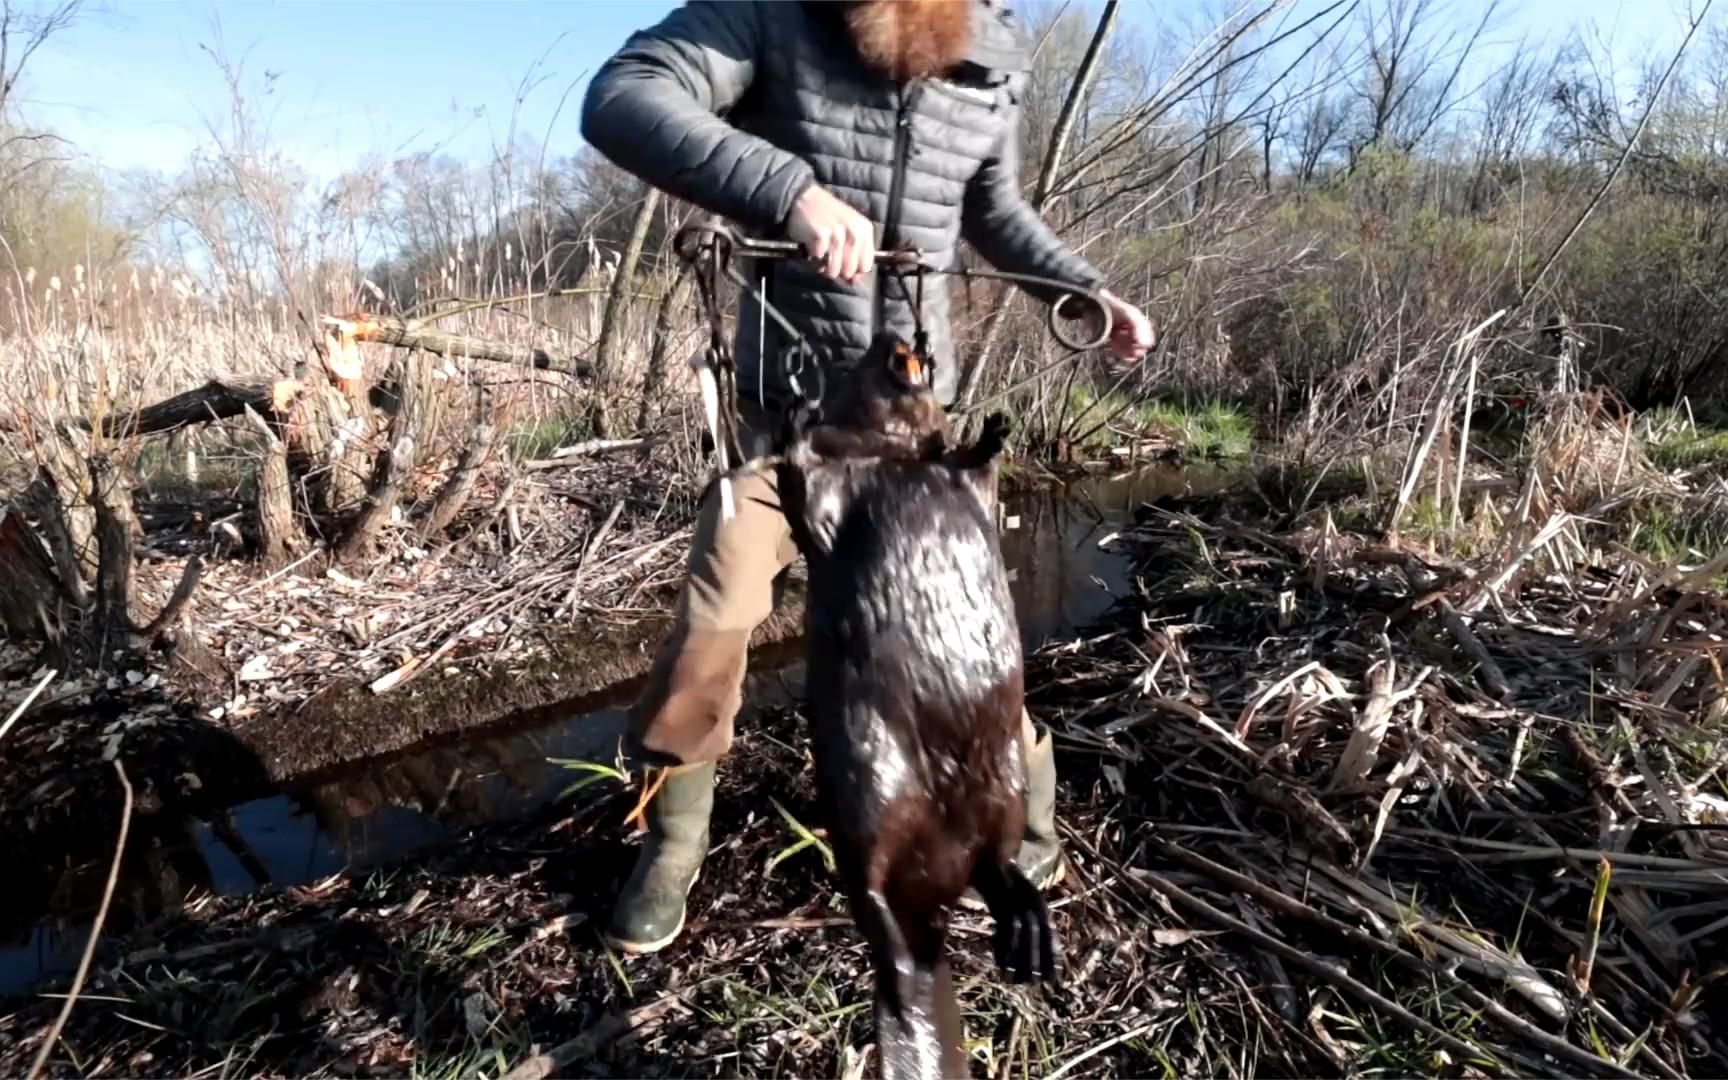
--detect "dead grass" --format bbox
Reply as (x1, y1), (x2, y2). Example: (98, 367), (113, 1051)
(0, 260), (708, 507)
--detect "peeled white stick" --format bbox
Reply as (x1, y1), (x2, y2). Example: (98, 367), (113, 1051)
(0, 667), (57, 744)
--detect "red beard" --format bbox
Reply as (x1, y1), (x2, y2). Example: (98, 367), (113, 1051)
(844, 0), (975, 82)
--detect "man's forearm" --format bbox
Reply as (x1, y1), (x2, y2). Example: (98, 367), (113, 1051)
(960, 98), (1106, 307)
(962, 193), (1106, 307)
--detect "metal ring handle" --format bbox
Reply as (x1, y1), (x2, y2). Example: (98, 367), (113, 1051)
(1049, 289), (1113, 352)
(675, 222), (1118, 354)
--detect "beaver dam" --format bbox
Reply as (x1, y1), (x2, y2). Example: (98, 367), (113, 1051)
(3, 447), (1727, 1079)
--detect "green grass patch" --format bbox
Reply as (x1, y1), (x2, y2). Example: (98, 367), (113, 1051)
(1646, 428), (1728, 471)
(1064, 386), (1254, 460)
(1636, 404), (1728, 471)
(505, 414), (585, 460)
(1142, 399), (1255, 460)
(1384, 492), (1498, 557)
(1618, 498), (1728, 574)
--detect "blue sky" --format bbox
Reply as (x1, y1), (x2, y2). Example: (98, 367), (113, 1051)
(21, 0), (680, 176)
(15, 0), (1705, 183)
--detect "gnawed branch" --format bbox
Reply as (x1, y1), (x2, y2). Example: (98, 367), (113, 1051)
(336, 354), (435, 564)
(417, 415), (496, 541)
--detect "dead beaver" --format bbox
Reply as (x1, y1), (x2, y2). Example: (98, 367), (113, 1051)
(773, 353), (1057, 1079)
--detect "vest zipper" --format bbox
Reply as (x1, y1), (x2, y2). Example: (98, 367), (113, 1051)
(875, 78), (924, 330)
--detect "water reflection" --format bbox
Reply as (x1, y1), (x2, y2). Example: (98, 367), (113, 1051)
(1, 462), (1237, 994)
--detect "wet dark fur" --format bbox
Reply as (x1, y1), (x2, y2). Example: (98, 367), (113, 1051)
(774, 343), (1056, 1079)
(796, 332), (954, 465)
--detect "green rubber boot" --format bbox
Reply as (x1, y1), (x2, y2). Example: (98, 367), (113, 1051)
(606, 761), (716, 954)
(961, 718), (1065, 911)
(1015, 722), (1067, 889)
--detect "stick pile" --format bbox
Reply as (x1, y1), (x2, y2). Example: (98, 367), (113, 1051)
(1029, 498), (1728, 1076)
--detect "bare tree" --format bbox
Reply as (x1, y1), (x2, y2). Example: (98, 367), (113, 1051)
(1347, 0), (1502, 161)
(1469, 42), (1559, 209)
(0, 0), (82, 121)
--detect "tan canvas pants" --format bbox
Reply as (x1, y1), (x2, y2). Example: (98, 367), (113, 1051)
(629, 400), (1039, 767)
(627, 401), (795, 766)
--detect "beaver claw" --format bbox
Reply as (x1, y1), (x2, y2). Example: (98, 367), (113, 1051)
(971, 857), (1058, 984)
(977, 412), (1011, 454)
(943, 412), (1012, 473)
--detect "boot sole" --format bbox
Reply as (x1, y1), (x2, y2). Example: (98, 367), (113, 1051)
(958, 854), (1066, 913)
(605, 866), (702, 956)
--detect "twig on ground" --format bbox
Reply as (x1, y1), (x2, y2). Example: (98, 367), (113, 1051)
(1146, 835), (1650, 1079)
(1437, 599), (1512, 699)
(1065, 828), (1509, 1075)
(1045, 1020), (1160, 1080)
(501, 994), (685, 1080)
(525, 437), (652, 469)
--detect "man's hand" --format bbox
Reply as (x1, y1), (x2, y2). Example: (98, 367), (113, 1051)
(787, 184), (876, 284)
(1090, 288), (1155, 362)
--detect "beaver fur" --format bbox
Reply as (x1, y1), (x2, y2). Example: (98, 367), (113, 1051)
(775, 337), (1056, 1080)
(795, 332), (953, 461)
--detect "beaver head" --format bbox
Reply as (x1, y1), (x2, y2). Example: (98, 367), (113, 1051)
(812, 332), (952, 460)
(777, 409), (1010, 565)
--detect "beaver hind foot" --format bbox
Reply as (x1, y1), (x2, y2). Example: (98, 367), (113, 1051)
(971, 855), (1058, 984)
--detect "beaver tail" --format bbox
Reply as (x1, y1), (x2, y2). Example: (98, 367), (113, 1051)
(852, 888), (967, 1080)
(875, 953), (964, 1080)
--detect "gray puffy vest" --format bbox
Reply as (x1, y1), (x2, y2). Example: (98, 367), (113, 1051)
(582, 0), (1104, 413)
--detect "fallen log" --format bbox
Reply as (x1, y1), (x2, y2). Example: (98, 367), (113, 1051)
(1, 376), (303, 439)
(523, 437), (651, 469)
(324, 313), (595, 378)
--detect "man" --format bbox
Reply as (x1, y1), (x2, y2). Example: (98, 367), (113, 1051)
(580, 0), (1154, 955)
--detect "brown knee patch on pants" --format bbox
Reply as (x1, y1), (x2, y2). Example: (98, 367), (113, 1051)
(631, 450), (799, 766)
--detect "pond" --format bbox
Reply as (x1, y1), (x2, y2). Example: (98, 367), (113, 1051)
(0, 459), (1242, 995)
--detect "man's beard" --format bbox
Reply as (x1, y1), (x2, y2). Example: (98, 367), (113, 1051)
(844, 0), (975, 82)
